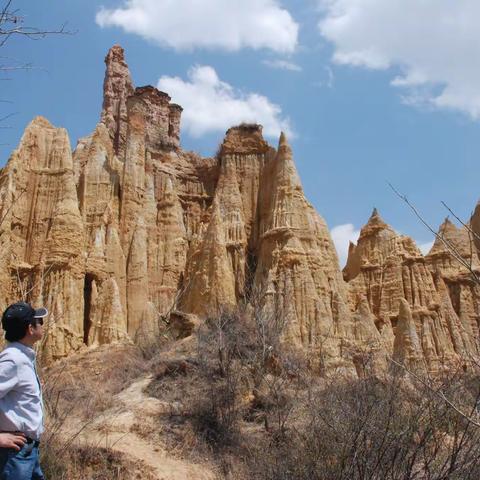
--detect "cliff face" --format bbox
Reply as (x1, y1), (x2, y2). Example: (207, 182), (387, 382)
(345, 211), (480, 372)
(0, 117), (85, 361)
(101, 45), (134, 158)
(0, 45), (478, 372)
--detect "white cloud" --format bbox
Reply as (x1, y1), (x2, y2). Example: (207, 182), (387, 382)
(331, 223), (360, 267)
(157, 65), (292, 138)
(313, 66), (335, 88)
(418, 240), (434, 256)
(263, 59), (302, 72)
(318, 0), (480, 118)
(96, 0), (298, 53)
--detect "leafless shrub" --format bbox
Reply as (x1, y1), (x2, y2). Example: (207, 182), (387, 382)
(134, 320), (172, 361)
(144, 301), (304, 480)
(42, 345), (147, 420)
(38, 345), (154, 479)
(188, 310), (252, 450)
(41, 442), (155, 480)
(246, 368), (480, 480)
(134, 283), (191, 360)
(142, 295), (480, 480)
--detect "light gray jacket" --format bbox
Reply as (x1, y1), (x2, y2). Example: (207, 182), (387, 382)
(0, 342), (44, 440)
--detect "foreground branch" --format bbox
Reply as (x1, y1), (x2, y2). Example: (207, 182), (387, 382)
(389, 356), (480, 429)
(388, 183), (480, 283)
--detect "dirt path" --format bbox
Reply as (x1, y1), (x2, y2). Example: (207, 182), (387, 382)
(67, 376), (218, 480)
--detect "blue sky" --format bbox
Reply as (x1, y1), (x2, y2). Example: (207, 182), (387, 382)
(2, 0), (480, 265)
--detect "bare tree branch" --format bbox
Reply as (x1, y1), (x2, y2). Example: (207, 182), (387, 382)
(0, 0), (74, 49)
(441, 200), (480, 246)
(388, 356), (480, 429)
(0, 0), (13, 26)
(0, 112), (15, 122)
(0, 185), (25, 228)
(0, 0), (74, 134)
(0, 63), (34, 71)
(389, 183), (480, 283)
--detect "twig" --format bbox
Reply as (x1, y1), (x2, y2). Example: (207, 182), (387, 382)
(0, 22), (74, 48)
(441, 200), (480, 246)
(0, 1), (13, 26)
(0, 64), (34, 71)
(0, 186), (26, 230)
(389, 356), (480, 428)
(23, 262), (57, 298)
(14, 264), (25, 299)
(0, 111), (16, 122)
(389, 183), (480, 283)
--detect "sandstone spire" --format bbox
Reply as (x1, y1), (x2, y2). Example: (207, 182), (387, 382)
(347, 210), (480, 371)
(180, 196), (238, 317)
(119, 92), (148, 250)
(148, 176), (188, 315)
(126, 218), (151, 336)
(210, 157), (248, 299)
(470, 201), (480, 255)
(218, 124), (273, 248)
(427, 218), (479, 274)
(127, 86), (182, 151)
(73, 122), (129, 345)
(0, 117), (85, 361)
(4, 45), (480, 375)
(343, 208), (413, 282)
(87, 277), (128, 346)
(101, 45), (134, 157)
(185, 160), (237, 308)
(393, 299), (423, 369)
(254, 132), (354, 371)
(353, 295), (382, 344)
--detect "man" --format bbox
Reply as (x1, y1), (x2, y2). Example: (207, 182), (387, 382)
(0, 302), (48, 480)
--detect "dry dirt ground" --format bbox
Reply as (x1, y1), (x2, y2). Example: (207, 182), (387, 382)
(43, 342), (219, 480)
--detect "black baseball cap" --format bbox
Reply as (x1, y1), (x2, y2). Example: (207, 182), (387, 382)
(1, 301), (48, 331)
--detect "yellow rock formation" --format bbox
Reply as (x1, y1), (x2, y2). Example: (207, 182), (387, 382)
(0, 46), (478, 374)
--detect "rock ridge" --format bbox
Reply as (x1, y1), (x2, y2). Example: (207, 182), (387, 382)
(0, 46), (479, 373)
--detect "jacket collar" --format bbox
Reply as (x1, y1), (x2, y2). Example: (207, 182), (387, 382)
(9, 341), (36, 362)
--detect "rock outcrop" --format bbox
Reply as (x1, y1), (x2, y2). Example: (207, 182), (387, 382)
(345, 210), (480, 372)
(0, 117), (86, 361)
(0, 45), (479, 373)
(101, 45), (134, 158)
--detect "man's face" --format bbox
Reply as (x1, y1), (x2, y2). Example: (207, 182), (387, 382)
(28, 320), (44, 344)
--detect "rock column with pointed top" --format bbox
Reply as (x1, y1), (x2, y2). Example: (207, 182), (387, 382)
(346, 210), (480, 371)
(101, 45), (134, 158)
(4, 44), (480, 373)
(0, 117), (86, 361)
(253, 132), (357, 372)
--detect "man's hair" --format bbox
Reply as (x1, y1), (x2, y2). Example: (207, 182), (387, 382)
(4, 320), (30, 342)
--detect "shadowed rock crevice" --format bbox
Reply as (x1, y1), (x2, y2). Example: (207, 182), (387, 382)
(83, 273), (94, 344)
